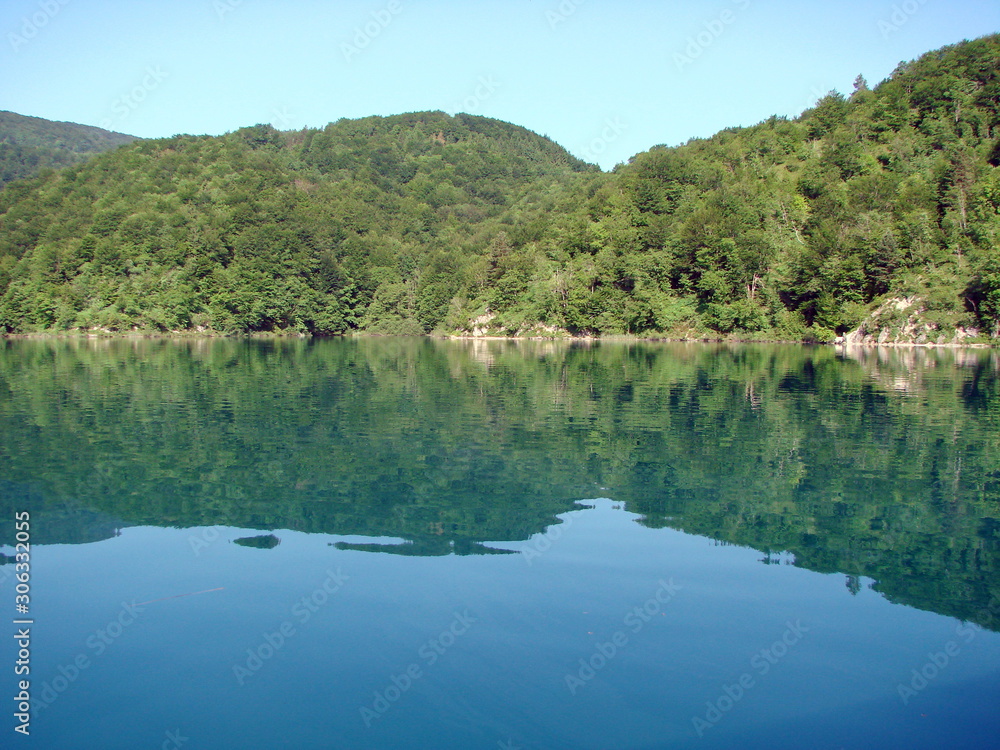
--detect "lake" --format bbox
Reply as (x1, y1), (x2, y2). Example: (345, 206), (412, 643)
(1, 337), (999, 749)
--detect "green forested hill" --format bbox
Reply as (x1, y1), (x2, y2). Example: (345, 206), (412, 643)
(0, 111), (136, 188)
(0, 111), (594, 334)
(573, 34), (1000, 343)
(1, 35), (999, 340)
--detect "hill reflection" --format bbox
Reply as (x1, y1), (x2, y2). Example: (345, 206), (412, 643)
(0, 337), (997, 629)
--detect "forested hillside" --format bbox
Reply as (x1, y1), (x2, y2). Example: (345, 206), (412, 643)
(563, 33), (1000, 343)
(0, 35), (998, 340)
(0, 111), (136, 188)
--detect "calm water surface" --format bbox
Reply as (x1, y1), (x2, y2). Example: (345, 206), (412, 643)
(1, 338), (999, 749)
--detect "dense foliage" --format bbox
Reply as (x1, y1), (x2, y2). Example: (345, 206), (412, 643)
(0, 110), (135, 188)
(0, 112), (592, 334)
(0, 35), (998, 340)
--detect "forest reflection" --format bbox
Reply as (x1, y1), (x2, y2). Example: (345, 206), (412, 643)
(1, 337), (997, 629)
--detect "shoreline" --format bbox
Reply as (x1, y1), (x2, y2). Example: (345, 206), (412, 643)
(1, 330), (994, 348)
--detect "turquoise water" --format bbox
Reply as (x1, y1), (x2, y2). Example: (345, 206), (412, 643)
(2, 338), (999, 749)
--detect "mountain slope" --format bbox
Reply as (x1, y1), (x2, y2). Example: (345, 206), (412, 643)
(0, 35), (998, 340)
(0, 111), (136, 188)
(460, 33), (1000, 341)
(0, 111), (593, 334)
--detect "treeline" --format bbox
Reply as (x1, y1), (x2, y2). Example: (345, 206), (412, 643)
(0, 36), (999, 339)
(0, 110), (135, 188)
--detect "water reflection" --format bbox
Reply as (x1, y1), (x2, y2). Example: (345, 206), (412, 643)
(0, 338), (997, 631)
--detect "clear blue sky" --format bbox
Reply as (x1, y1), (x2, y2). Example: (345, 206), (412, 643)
(2, 0), (997, 169)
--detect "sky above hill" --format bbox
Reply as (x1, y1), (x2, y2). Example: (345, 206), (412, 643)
(2, 0), (998, 169)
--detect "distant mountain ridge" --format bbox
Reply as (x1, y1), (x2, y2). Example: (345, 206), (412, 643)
(0, 110), (136, 188)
